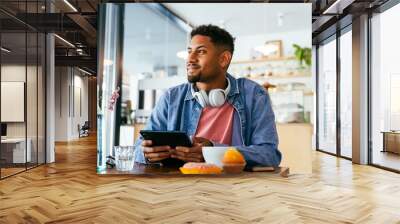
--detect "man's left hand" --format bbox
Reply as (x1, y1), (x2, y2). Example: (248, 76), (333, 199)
(171, 137), (213, 162)
(171, 143), (203, 162)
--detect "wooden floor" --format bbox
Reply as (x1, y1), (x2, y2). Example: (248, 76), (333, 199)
(1, 134), (400, 223)
(1, 163), (44, 178)
(1, 167), (26, 178)
(372, 150), (400, 171)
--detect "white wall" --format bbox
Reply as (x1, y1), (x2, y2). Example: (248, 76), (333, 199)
(1, 65), (26, 141)
(1, 65), (39, 138)
(233, 29), (311, 61)
(54, 67), (89, 141)
(72, 73), (89, 138)
(55, 67), (68, 141)
(1, 64), (46, 163)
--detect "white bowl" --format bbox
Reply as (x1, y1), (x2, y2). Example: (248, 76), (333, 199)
(202, 146), (230, 167)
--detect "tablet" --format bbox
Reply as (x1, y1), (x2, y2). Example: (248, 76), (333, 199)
(139, 130), (192, 148)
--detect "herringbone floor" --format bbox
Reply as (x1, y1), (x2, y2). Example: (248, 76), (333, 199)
(1, 134), (400, 223)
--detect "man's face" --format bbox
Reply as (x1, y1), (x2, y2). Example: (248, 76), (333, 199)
(186, 35), (226, 83)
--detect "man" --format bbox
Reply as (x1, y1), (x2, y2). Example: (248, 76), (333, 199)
(134, 24), (281, 167)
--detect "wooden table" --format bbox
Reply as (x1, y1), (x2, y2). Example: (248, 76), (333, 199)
(1, 138), (32, 164)
(97, 162), (288, 177)
(381, 131), (400, 154)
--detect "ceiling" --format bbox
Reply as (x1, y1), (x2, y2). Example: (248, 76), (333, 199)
(163, 3), (311, 37)
(311, 0), (390, 43)
(1, 0), (395, 74)
(0, 0), (99, 74)
(0, 32), (46, 65)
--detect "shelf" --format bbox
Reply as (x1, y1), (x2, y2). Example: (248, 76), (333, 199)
(269, 90), (314, 96)
(246, 74), (311, 80)
(243, 75), (312, 84)
(231, 56), (297, 64)
(304, 91), (314, 96)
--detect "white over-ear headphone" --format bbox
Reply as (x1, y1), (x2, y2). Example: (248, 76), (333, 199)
(191, 78), (231, 108)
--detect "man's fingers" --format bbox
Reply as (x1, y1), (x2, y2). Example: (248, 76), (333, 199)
(176, 146), (202, 153)
(142, 140), (152, 146)
(172, 155), (203, 162)
(153, 146), (171, 152)
(142, 145), (170, 153)
(148, 157), (167, 162)
(142, 147), (154, 153)
(175, 146), (190, 153)
(171, 149), (204, 162)
(192, 137), (208, 144)
(145, 152), (170, 159)
(172, 150), (203, 159)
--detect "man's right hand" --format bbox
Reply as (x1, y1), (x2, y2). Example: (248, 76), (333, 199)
(142, 140), (171, 162)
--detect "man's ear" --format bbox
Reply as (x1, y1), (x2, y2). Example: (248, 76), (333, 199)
(219, 51), (232, 69)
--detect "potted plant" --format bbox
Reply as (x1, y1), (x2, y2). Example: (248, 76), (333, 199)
(292, 44), (311, 68)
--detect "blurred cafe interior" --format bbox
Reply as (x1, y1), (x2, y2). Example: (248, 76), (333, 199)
(99, 3), (314, 173)
(2, 1), (400, 222)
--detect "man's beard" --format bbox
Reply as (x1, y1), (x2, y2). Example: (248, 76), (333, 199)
(187, 65), (220, 83)
(187, 73), (201, 83)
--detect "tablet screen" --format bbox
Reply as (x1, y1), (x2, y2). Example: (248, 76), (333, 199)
(139, 130), (192, 148)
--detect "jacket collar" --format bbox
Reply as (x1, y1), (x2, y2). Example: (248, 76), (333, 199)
(184, 73), (240, 101)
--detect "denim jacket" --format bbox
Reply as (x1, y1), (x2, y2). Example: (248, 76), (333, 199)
(134, 73), (282, 167)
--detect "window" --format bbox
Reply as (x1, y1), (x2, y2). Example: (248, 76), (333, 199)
(339, 28), (352, 158)
(317, 37), (337, 154)
(371, 3), (400, 171)
(0, 1), (46, 179)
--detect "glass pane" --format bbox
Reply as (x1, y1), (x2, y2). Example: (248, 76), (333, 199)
(27, 31), (38, 169)
(371, 4), (400, 171)
(97, 4), (125, 171)
(0, 1), (46, 178)
(318, 37), (337, 154)
(1, 30), (27, 177)
(340, 29), (352, 158)
(26, 0), (39, 169)
(38, 33), (45, 165)
(120, 4), (188, 146)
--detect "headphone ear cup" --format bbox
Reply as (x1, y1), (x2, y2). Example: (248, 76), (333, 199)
(208, 89), (226, 107)
(199, 90), (210, 107)
(194, 91), (207, 108)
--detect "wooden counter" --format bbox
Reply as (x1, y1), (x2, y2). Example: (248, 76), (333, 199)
(277, 123), (313, 174)
(98, 162), (288, 177)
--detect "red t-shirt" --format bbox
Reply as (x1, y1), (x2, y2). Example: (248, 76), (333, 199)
(194, 102), (235, 145)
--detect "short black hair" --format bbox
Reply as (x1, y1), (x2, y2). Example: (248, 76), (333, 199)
(190, 24), (235, 54)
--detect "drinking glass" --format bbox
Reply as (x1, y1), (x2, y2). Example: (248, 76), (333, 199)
(114, 146), (135, 171)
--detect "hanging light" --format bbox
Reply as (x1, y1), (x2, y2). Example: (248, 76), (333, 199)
(78, 67), (93, 76)
(277, 13), (284, 27)
(176, 50), (188, 60)
(1, 47), (11, 53)
(54, 34), (75, 48)
(322, 0), (354, 14)
(63, 0), (78, 12)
